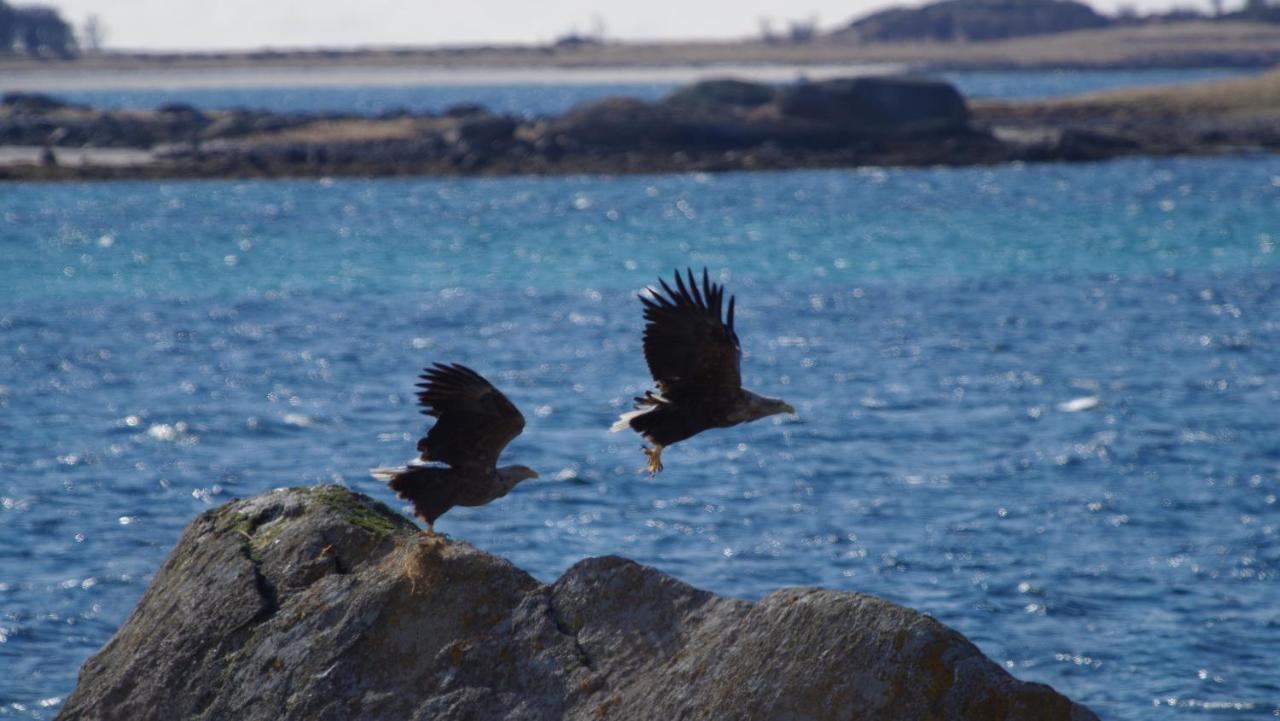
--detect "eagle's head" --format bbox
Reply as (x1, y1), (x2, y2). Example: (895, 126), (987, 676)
(497, 464), (540, 494)
(734, 390), (796, 424)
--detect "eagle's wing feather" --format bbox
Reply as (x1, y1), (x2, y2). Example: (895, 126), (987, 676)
(415, 363), (525, 469)
(640, 268), (742, 404)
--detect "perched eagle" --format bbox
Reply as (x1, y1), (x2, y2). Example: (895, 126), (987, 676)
(371, 363), (538, 534)
(612, 268), (795, 474)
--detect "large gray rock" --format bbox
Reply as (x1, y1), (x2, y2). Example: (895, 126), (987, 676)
(545, 96), (771, 152)
(57, 486), (1098, 721)
(663, 79), (778, 111)
(546, 76), (972, 154)
(776, 77), (970, 136)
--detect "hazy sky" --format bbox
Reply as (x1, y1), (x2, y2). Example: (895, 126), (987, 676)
(55, 0), (1223, 51)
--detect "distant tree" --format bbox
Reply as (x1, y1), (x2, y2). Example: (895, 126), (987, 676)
(759, 16), (779, 43)
(552, 31), (602, 49)
(1114, 3), (1139, 21)
(0, 1), (16, 52)
(81, 13), (105, 53)
(14, 5), (76, 58)
(1237, 0), (1280, 20)
(788, 15), (819, 43)
(553, 15), (607, 49)
(588, 13), (606, 42)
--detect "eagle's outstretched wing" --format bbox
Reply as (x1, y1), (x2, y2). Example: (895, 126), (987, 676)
(415, 363), (525, 469)
(640, 268), (742, 403)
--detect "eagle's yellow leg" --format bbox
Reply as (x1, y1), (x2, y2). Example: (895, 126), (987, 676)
(643, 445), (665, 476)
(417, 523), (437, 545)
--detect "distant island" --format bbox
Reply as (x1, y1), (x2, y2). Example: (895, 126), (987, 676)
(840, 0), (1110, 42)
(839, 0), (1280, 43)
(2, 68), (1278, 181)
(2, 0), (1280, 73)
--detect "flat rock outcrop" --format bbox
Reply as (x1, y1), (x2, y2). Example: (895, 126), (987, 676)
(57, 485), (1098, 721)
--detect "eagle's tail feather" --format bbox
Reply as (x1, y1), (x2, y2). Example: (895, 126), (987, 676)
(611, 407), (654, 432)
(371, 465), (455, 527)
(369, 467), (403, 482)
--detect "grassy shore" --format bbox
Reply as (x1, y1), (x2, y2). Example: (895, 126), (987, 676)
(974, 65), (1280, 123)
(1, 21), (1279, 91)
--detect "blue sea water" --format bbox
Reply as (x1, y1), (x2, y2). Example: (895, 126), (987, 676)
(2, 155), (1279, 719)
(45, 67), (1262, 116)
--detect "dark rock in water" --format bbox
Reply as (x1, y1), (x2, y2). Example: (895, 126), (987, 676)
(664, 79), (778, 111)
(82, 114), (159, 148)
(548, 96), (770, 152)
(155, 102), (204, 118)
(549, 75), (973, 154)
(195, 110), (316, 142)
(1, 92), (83, 112)
(443, 102), (491, 118)
(1052, 128), (1141, 161)
(377, 106), (418, 120)
(777, 76), (969, 135)
(56, 486), (1099, 721)
(453, 114), (519, 147)
(154, 104), (210, 142)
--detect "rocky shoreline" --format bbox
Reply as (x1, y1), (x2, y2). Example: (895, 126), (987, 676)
(4, 69), (1279, 182)
(55, 486), (1099, 720)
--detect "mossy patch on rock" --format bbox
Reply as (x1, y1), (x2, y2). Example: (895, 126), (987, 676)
(302, 484), (414, 537)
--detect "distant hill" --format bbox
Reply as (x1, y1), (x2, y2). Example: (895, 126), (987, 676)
(836, 0), (1110, 42)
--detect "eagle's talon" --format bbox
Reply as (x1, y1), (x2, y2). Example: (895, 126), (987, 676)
(642, 445), (665, 476)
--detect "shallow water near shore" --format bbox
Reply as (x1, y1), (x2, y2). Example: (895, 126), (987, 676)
(43, 67), (1263, 115)
(2, 155), (1279, 719)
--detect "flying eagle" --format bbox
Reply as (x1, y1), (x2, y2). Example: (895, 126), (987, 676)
(371, 363), (538, 534)
(611, 268), (795, 474)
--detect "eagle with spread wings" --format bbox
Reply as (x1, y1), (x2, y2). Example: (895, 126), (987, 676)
(611, 268), (795, 474)
(372, 363), (538, 534)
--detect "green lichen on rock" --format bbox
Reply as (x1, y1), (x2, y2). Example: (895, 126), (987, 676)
(210, 503), (258, 539)
(209, 497), (287, 562)
(205, 486), (410, 569)
(303, 484), (413, 537)
(207, 504), (268, 565)
(247, 518), (288, 554)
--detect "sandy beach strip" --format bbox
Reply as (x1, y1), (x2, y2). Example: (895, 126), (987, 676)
(0, 146), (157, 167)
(0, 62), (906, 93)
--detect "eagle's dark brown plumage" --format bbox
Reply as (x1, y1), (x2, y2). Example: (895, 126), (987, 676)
(612, 268), (795, 474)
(372, 363), (537, 533)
